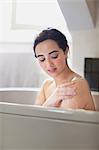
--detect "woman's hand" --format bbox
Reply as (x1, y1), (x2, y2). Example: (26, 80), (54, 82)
(43, 82), (76, 107)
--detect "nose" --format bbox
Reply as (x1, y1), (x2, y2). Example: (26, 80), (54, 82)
(46, 58), (53, 68)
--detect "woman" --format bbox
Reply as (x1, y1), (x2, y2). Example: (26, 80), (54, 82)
(33, 28), (95, 110)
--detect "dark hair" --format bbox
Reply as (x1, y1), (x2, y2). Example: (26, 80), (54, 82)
(33, 28), (69, 57)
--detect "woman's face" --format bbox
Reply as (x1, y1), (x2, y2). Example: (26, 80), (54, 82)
(35, 39), (67, 78)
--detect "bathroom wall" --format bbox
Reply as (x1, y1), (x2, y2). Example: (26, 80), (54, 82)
(0, 0), (51, 88)
(0, 42), (50, 88)
(71, 1), (99, 76)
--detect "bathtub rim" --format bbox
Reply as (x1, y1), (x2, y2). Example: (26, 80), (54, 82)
(0, 102), (99, 124)
(0, 87), (40, 92)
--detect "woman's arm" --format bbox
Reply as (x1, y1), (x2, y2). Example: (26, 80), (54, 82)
(43, 82), (76, 107)
(34, 80), (53, 105)
(34, 85), (46, 105)
(35, 80), (76, 107)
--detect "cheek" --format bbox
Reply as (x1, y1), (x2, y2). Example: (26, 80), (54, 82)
(54, 57), (66, 65)
(54, 59), (61, 65)
(39, 62), (46, 70)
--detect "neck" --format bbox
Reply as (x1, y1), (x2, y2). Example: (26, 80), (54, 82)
(54, 65), (74, 86)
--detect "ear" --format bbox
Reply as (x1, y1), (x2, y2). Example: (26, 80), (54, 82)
(64, 47), (69, 58)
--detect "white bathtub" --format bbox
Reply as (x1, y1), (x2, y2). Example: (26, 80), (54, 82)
(0, 102), (99, 150)
(0, 88), (99, 110)
(0, 88), (39, 104)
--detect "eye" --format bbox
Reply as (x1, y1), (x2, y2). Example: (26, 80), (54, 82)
(50, 53), (58, 59)
(38, 56), (45, 62)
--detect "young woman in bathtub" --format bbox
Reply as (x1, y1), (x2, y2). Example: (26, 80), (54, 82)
(33, 28), (95, 111)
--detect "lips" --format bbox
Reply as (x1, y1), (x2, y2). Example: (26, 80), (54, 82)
(47, 68), (56, 73)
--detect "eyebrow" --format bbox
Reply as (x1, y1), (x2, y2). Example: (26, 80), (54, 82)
(36, 50), (59, 58)
(49, 50), (59, 55)
(36, 54), (44, 58)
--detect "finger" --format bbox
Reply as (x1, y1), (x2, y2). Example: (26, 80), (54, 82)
(47, 99), (62, 107)
(58, 87), (77, 95)
(58, 78), (83, 88)
(60, 95), (73, 100)
(58, 91), (76, 96)
(58, 82), (75, 88)
(53, 100), (62, 107)
(64, 90), (76, 96)
(61, 86), (76, 91)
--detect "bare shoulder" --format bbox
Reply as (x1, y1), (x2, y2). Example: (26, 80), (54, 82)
(72, 76), (90, 90)
(71, 75), (91, 98)
(43, 79), (54, 89)
(72, 77), (95, 110)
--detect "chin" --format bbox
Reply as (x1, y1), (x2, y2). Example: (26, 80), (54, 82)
(46, 69), (62, 78)
(50, 73), (59, 78)
(46, 72), (56, 78)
